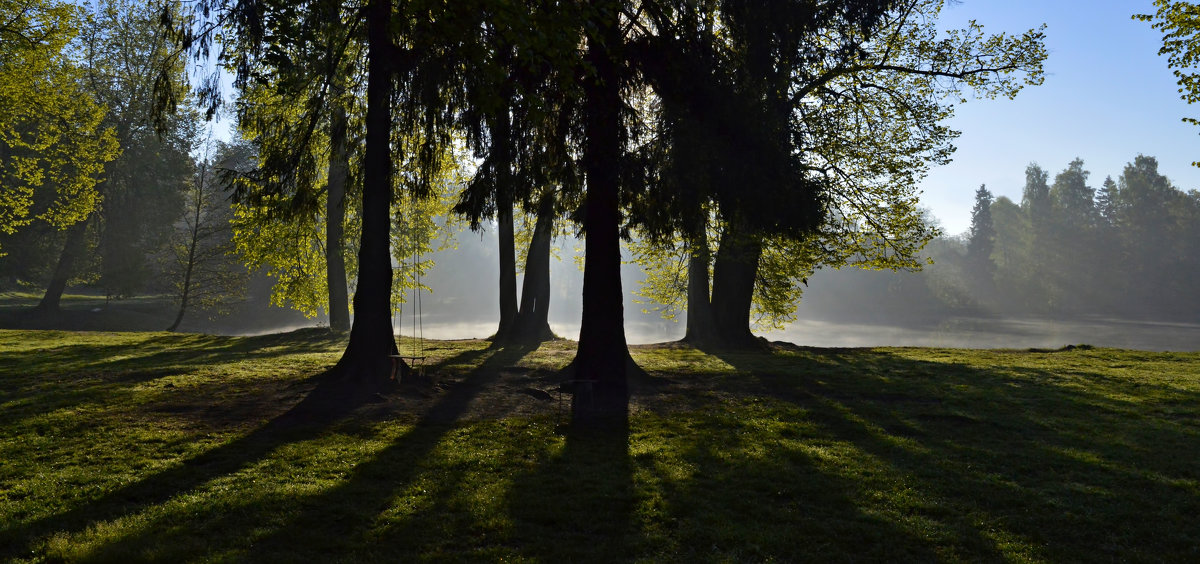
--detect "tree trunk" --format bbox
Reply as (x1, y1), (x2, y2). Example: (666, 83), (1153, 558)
(326, 104), (351, 334)
(335, 0), (403, 390)
(35, 216), (91, 313)
(494, 193), (518, 338)
(574, 2), (630, 417)
(683, 229), (718, 344)
(506, 190), (556, 344)
(168, 160), (206, 332)
(490, 49), (519, 342)
(710, 218), (762, 348)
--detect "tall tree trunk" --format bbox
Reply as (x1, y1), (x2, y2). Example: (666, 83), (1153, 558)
(326, 104), (351, 334)
(491, 47), (519, 342)
(35, 216), (91, 313)
(574, 2), (630, 416)
(506, 190), (556, 344)
(336, 0), (403, 389)
(494, 113), (518, 340)
(710, 218), (762, 348)
(496, 200), (518, 338)
(683, 229), (718, 344)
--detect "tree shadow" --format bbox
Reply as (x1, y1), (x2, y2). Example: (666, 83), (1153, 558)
(637, 410), (944, 561)
(0, 329), (345, 409)
(69, 344), (539, 561)
(0, 363), (358, 561)
(699, 343), (1200, 559)
(505, 404), (635, 561)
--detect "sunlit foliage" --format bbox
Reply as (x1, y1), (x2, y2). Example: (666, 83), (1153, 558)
(0, 0), (118, 254)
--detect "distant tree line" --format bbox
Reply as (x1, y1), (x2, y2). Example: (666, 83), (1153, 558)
(830, 155), (1200, 321)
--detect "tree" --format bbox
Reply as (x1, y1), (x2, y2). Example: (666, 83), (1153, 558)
(450, 1), (581, 346)
(167, 140), (250, 331)
(34, 0), (193, 312)
(170, 0), (483, 391)
(506, 189), (560, 344)
(1048, 158), (1095, 309)
(966, 185), (996, 293)
(0, 0), (117, 258)
(572, 0), (630, 410)
(1117, 155), (1182, 312)
(988, 195), (1034, 309)
(1139, 1), (1200, 166)
(218, 0), (367, 334)
(1018, 163), (1056, 308)
(631, 0), (1045, 347)
(1097, 175), (1119, 227)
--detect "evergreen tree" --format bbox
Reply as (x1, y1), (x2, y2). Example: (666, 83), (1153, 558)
(1020, 163), (1055, 309)
(1049, 158), (1095, 310)
(966, 184), (996, 292)
(1096, 175), (1119, 227)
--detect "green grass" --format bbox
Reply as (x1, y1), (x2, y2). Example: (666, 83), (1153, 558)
(2, 329), (1199, 562)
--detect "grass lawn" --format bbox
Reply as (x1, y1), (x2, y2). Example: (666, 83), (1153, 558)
(1, 328), (1199, 562)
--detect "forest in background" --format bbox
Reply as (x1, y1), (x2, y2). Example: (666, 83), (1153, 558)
(816, 155), (1200, 325)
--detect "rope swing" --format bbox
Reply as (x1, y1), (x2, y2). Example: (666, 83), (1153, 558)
(391, 203), (428, 382)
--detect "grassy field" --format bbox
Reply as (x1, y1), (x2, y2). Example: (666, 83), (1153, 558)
(1, 329), (1199, 562)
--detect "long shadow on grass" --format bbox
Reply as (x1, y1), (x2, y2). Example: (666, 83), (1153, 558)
(70, 344), (537, 561)
(504, 392), (635, 560)
(0, 367), (361, 560)
(0, 329), (345, 416)
(704, 344), (1200, 560)
(0, 339), (489, 561)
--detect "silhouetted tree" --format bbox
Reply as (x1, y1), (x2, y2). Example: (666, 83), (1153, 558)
(966, 185), (996, 293)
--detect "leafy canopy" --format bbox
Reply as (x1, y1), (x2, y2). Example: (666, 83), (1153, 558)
(0, 0), (118, 253)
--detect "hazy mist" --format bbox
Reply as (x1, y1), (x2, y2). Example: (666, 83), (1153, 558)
(382, 227), (1200, 352)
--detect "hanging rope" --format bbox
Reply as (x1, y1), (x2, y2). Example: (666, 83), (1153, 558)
(411, 242), (424, 368)
(390, 198), (428, 381)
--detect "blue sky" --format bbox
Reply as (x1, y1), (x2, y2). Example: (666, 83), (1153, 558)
(923, 0), (1200, 235)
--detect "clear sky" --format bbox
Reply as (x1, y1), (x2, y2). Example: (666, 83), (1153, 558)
(923, 0), (1200, 235)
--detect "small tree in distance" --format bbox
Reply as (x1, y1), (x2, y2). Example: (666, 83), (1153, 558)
(966, 184), (996, 294)
(167, 141), (249, 332)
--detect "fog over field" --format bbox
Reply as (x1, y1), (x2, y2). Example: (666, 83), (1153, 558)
(392, 228), (1200, 352)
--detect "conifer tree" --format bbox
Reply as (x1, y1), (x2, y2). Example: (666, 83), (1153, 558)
(967, 184), (996, 292)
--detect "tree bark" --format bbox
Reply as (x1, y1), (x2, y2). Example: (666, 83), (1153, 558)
(709, 218), (762, 348)
(326, 104), (351, 334)
(35, 216), (91, 313)
(683, 229), (718, 344)
(335, 0), (403, 389)
(505, 190), (556, 344)
(494, 115), (518, 340)
(574, 2), (630, 417)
